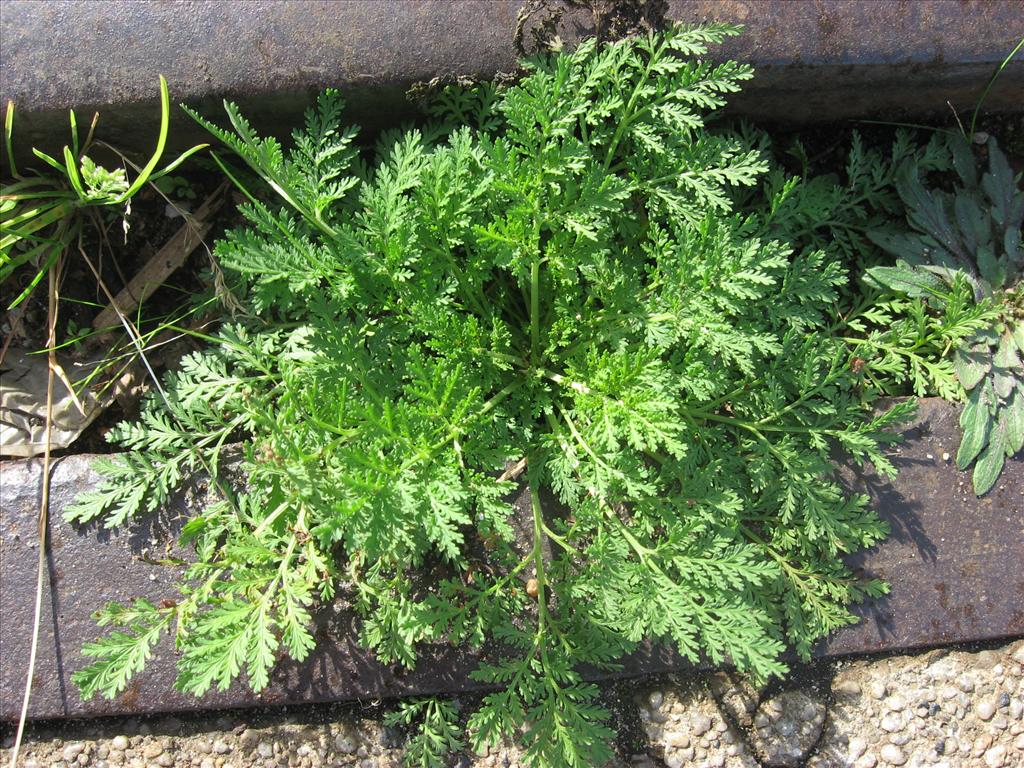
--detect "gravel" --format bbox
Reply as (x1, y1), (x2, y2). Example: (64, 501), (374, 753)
(2, 638), (1022, 768)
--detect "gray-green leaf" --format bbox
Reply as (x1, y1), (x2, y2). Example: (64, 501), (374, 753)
(866, 262), (946, 299)
(972, 422), (1006, 496)
(1002, 389), (1024, 456)
(957, 386), (991, 470)
(994, 332), (1021, 370)
(953, 344), (989, 391)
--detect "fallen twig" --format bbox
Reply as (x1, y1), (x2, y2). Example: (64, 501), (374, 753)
(92, 181), (228, 331)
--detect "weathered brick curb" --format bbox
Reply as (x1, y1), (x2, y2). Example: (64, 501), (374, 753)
(1, 398), (1022, 720)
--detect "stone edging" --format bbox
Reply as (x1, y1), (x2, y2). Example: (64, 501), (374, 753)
(1, 397), (1022, 720)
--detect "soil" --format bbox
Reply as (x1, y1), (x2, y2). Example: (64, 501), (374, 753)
(1, 154), (240, 455)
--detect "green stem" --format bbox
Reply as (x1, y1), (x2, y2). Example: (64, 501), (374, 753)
(685, 409), (842, 437)
(527, 459), (551, 634)
(530, 254), (541, 366)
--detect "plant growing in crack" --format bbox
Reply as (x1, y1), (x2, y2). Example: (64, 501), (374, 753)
(66, 26), (915, 767)
(863, 135), (1024, 494)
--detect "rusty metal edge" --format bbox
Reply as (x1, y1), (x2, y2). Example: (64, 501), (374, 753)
(1, 0), (1022, 168)
(2, 397), (1023, 721)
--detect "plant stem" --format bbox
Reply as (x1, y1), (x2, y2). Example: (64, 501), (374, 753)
(530, 254), (541, 366)
(527, 459), (561, 654)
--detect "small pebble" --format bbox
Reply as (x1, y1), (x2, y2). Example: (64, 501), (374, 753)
(984, 744), (1007, 767)
(885, 695), (905, 711)
(834, 679), (861, 697)
(880, 743), (907, 765)
(664, 732), (689, 748)
(848, 737), (867, 759)
(870, 681), (888, 700)
(111, 736), (129, 752)
(880, 713), (903, 733)
(977, 699), (997, 721)
(142, 744), (163, 759)
(975, 734), (994, 755)
(997, 692), (1011, 708)
(62, 744), (85, 761)
(691, 714), (712, 736)
(212, 739), (231, 755)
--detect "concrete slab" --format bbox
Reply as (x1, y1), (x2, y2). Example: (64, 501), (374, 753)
(1, 1), (1021, 165)
(1, 397), (1021, 720)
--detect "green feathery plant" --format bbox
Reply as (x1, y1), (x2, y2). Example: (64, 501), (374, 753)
(864, 135), (1023, 495)
(68, 26), (915, 767)
(384, 697), (464, 768)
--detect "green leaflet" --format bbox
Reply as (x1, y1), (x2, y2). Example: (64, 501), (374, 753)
(384, 698), (464, 768)
(66, 26), (927, 767)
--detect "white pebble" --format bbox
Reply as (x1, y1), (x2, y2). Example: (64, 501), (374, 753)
(848, 737), (868, 759)
(984, 744), (1006, 767)
(977, 699), (997, 721)
(880, 713), (903, 733)
(885, 695), (906, 711)
(63, 743), (85, 761)
(880, 743), (907, 765)
(665, 732), (689, 748)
